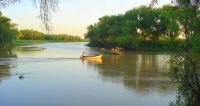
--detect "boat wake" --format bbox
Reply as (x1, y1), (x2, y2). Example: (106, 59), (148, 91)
(0, 57), (80, 67)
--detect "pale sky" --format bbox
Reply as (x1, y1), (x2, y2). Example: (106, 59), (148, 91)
(2, 0), (170, 38)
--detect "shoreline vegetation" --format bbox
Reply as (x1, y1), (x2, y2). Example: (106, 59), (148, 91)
(87, 39), (185, 53)
(0, 11), (86, 47)
(86, 3), (200, 105)
(14, 29), (87, 46)
(86, 5), (200, 53)
(14, 39), (88, 46)
(0, 0), (200, 105)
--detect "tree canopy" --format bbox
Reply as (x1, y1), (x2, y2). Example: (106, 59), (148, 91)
(87, 4), (200, 51)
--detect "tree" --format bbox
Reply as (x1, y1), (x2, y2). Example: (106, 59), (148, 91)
(19, 29), (44, 40)
(177, 6), (199, 39)
(123, 8), (139, 36)
(123, 20), (138, 36)
(0, 12), (19, 44)
(161, 5), (179, 40)
(136, 6), (157, 41)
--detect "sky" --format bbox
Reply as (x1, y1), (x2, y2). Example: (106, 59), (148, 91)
(2, 0), (170, 38)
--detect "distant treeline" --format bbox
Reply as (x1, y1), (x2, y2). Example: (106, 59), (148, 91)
(87, 5), (200, 51)
(19, 30), (82, 41)
(0, 11), (83, 45)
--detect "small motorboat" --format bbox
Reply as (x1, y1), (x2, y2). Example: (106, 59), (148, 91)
(80, 54), (102, 59)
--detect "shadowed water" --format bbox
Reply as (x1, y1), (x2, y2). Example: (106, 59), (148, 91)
(0, 42), (175, 106)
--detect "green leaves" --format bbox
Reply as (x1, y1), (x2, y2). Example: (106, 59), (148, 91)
(87, 4), (200, 52)
(0, 13), (19, 44)
(19, 29), (81, 41)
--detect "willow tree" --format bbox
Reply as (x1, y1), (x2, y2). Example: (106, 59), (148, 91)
(0, 0), (59, 33)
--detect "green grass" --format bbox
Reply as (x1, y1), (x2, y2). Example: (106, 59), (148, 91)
(14, 40), (48, 46)
(14, 40), (87, 46)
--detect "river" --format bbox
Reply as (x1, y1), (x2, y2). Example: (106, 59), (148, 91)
(0, 42), (176, 106)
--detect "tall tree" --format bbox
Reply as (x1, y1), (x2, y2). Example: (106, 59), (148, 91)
(161, 5), (179, 40)
(177, 6), (199, 39)
(137, 6), (156, 41)
(0, 12), (18, 44)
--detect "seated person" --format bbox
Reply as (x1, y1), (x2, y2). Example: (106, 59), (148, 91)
(82, 52), (87, 57)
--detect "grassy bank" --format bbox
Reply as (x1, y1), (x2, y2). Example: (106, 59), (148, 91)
(14, 40), (88, 46)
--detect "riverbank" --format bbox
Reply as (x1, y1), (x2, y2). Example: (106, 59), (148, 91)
(87, 39), (186, 53)
(14, 40), (88, 46)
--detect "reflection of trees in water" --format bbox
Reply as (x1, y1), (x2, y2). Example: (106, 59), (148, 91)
(0, 66), (12, 81)
(0, 46), (17, 82)
(15, 47), (45, 56)
(86, 53), (175, 94)
(170, 55), (200, 106)
(0, 45), (16, 58)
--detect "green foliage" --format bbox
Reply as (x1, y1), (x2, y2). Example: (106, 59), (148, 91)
(161, 5), (179, 40)
(87, 5), (200, 52)
(170, 54), (200, 106)
(0, 12), (19, 44)
(19, 29), (82, 42)
(177, 6), (199, 39)
(188, 34), (200, 53)
(176, 0), (191, 6)
(169, 9), (200, 105)
(122, 20), (138, 35)
(44, 34), (81, 41)
(19, 30), (44, 40)
(87, 5), (178, 46)
(115, 36), (141, 50)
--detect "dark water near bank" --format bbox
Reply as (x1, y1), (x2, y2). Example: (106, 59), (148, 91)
(0, 42), (175, 106)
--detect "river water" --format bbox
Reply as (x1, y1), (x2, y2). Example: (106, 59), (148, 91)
(0, 42), (176, 106)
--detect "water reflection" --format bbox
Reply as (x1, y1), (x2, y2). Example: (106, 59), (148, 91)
(15, 46), (46, 57)
(0, 47), (17, 81)
(81, 58), (103, 64)
(0, 65), (11, 78)
(0, 46), (38, 82)
(170, 55), (200, 106)
(0, 43), (175, 106)
(0, 46), (16, 58)
(85, 52), (175, 94)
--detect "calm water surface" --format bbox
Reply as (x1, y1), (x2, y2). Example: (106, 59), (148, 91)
(0, 42), (176, 106)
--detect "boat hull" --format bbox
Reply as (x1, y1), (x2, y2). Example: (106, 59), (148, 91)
(80, 55), (102, 59)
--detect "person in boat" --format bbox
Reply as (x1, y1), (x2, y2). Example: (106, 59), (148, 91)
(111, 47), (120, 52)
(82, 52), (88, 57)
